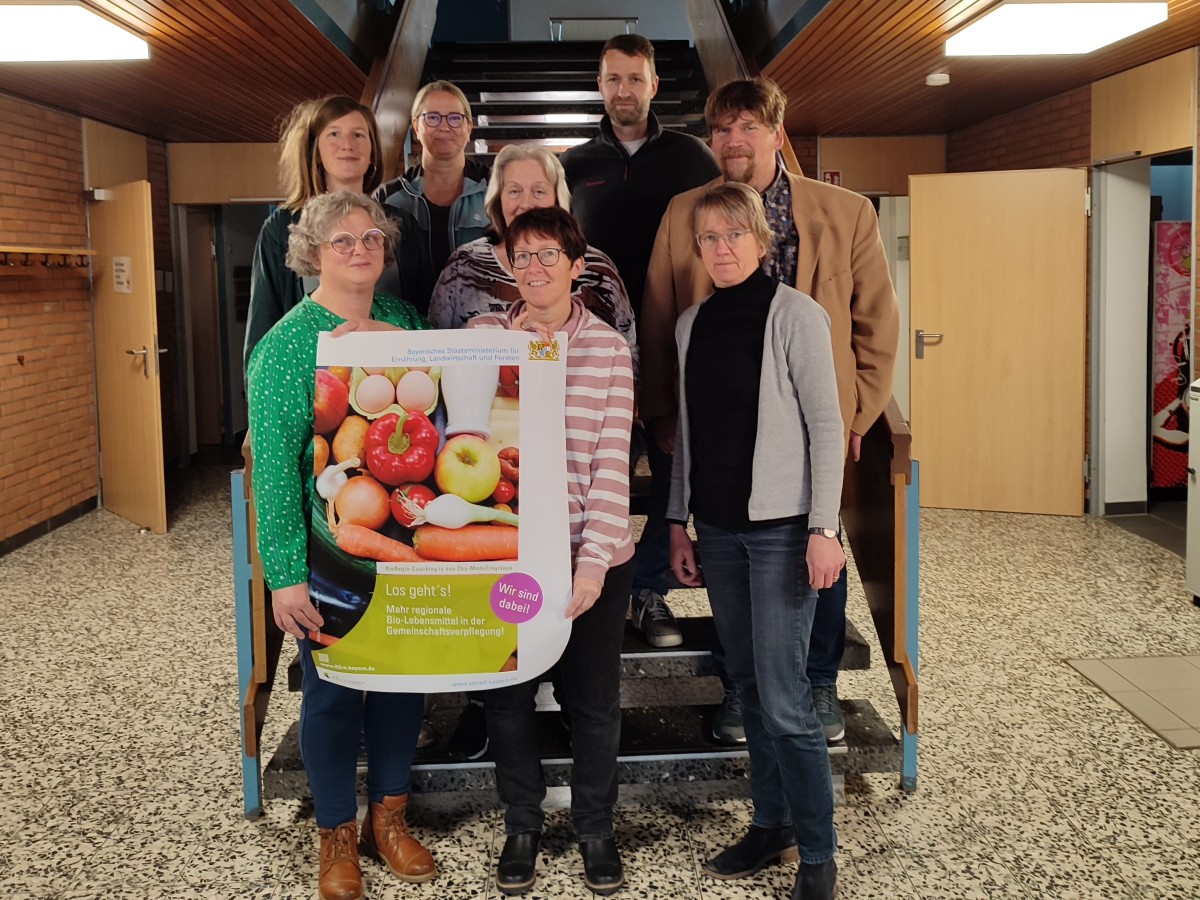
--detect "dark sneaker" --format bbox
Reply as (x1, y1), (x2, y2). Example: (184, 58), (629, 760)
(812, 685), (845, 743)
(792, 858), (838, 899)
(702, 824), (799, 880)
(629, 589), (683, 648)
(447, 700), (489, 760)
(710, 688), (746, 745)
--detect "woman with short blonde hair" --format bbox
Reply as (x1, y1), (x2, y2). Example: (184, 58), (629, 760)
(374, 79), (491, 315)
(669, 182), (844, 900)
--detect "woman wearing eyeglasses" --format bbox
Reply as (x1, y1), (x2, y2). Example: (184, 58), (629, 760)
(375, 80), (491, 316)
(247, 192), (435, 900)
(466, 207), (635, 897)
(428, 143), (637, 378)
(667, 182), (844, 900)
(245, 95), (384, 372)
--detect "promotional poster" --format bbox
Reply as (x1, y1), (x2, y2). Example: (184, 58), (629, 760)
(1151, 221), (1191, 489)
(306, 328), (571, 691)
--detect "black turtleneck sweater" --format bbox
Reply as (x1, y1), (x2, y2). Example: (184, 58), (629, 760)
(684, 268), (798, 530)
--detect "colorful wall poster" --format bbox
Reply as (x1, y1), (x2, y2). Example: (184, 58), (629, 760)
(1151, 221), (1191, 489)
(307, 328), (571, 692)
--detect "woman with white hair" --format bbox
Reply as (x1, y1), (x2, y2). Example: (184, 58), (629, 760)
(428, 142), (638, 376)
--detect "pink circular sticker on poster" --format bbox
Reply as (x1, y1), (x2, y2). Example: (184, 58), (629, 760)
(490, 573), (543, 624)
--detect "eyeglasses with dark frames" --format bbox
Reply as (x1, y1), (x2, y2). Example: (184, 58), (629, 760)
(511, 247), (567, 269)
(419, 111), (467, 129)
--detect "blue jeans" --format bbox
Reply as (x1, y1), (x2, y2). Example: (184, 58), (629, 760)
(808, 564), (848, 689)
(484, 559), (635, 840)
(712, 534), (847, 690)
(630, 423), (672, 597)
(297, 637), (425, 829)
(694, 519), (837, 864)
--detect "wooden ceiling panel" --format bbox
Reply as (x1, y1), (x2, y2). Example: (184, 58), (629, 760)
(0, 0), (1197, 143)
(0, 0), (367, 142)
(766, 0), (1200, 135)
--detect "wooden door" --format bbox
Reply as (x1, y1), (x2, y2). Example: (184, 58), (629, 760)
(90, 181), (167, 533)
(909, 169), (1087, 515)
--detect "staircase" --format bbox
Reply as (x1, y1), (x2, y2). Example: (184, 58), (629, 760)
(267, 613), (899, 797)
(421, 39), (710, 161)
(273, 564), (898, 795)
(265, 38), (904, 800)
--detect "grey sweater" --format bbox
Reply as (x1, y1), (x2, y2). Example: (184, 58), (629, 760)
(668, 282), (844, 531)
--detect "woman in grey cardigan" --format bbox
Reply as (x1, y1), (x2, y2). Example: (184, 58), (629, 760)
(667, 182), (844, 900)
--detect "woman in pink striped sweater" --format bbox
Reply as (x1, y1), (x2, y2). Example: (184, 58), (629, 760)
(467, 207), (635, 897)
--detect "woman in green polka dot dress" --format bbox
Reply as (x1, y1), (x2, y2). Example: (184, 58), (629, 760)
(246, 191), (435, 900)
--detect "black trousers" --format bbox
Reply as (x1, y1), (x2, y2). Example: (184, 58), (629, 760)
(484, 559), (634, 840)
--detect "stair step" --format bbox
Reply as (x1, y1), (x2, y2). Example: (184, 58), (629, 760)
(430, 60), (704, 81)
(619, 616), (871, 676)
(428, 39), (699, 64)
(436, 73), (693, 87)
(260, 698), (899, 797)
(451, 80), (707, 99)
(472, 121), (708, 142)
(286, 618), (870, 692)
(472, 98), (708, 117)
(476, 113), (703, 128)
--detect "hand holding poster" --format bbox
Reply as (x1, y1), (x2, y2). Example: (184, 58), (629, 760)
(307, 328), (571, 692)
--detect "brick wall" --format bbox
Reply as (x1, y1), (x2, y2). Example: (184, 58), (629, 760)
(787, 134), (818, 177)
(0, 93), (98, 546)
(947, 86), (1092, 172)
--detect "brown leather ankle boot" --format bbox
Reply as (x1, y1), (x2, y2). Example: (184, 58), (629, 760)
(318, 821), (363, 900)
(360, 793), (437, 883)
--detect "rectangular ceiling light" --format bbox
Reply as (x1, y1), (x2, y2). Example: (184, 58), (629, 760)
(946, 1), (1168, 56)
(0, 2), (149, 61)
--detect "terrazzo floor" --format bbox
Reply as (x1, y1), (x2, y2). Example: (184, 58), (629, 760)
(2, 466), (1200, 899)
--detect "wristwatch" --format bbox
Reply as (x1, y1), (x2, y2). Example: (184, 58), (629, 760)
(808, 527), (837, 540)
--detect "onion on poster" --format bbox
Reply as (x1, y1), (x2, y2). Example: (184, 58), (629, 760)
(305, 328), (571, 691)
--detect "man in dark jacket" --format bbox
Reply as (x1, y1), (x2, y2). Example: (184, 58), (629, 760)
(562, 35), (719, 319)
(561, 36), (721, 665)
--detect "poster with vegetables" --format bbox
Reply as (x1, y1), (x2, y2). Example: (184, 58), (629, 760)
(308, 328), (571, 692)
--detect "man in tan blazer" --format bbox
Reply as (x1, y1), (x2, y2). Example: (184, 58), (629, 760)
(641, 77), (898, 753)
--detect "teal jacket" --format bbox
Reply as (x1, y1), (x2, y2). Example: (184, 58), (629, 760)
(373, 159), (491, 316)
(245, 206), (306, 373)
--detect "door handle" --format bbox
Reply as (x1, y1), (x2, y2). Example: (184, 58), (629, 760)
(915, 329), (944, 360)
(126, 346), (149, 378)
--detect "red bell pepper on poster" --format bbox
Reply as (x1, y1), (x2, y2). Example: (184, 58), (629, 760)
(363, 410), (439, 486)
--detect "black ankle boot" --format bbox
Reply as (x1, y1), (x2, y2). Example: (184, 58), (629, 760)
(496, 832), (540, 895)
(702, 824), (799, 880)
(792, 858), (838, 900)
(579, 837), (624, 895)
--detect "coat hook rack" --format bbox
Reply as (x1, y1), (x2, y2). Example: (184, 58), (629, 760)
(0, 244), (94, 278)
